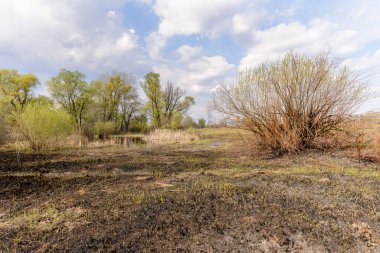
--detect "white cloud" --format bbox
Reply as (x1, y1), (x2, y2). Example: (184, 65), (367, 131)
(239, 19), (359, 69)
(154, 46), (235, 94)
(175, 45), (202, 62)
(153, 0), (249, 37)
(116, 31), (138, 51)
(107, 10), (117, 19)
(343, 50), (380, 72)
(232, 12), (259, 35)
(145, 31), (167, 59)
(188, 56), (235, 83)
(146, 0), (266, 55)
(140, 44), (236, 112)
(343, 50), (380, 113)
(153, 50), (235, 118)
(231, 8), (268, 45)
(0, 0), (148, 78)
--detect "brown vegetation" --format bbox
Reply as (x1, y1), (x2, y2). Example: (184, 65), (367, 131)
(146, 129), (199, 144)
(211, 52), (367, 153)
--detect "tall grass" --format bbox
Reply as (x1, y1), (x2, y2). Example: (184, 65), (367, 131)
(146, 129), (199, 144)
(368, 125), (380, 159)
(350, 113), (380, 161)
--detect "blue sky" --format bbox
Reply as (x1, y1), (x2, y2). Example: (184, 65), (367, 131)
(1, 0), (380, 119)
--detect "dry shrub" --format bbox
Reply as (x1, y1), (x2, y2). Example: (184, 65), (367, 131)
(312, 114), (380, 157)
(211, 51), (367, 153)
(312, 129), (355, 150)
(341, 113), (380, 161)
(67, 134), (89, 147)
(147, 129), (199, 144)
(360, 114), (380, 160)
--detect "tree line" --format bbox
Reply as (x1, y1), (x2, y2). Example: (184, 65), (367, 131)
(0, 69), (205, 149)
(3, 51), (362, 153)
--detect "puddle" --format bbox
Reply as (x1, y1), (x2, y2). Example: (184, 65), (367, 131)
(210, 142), (223, 147)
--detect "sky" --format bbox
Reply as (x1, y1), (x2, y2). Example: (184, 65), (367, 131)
(1, 0), (380, 119)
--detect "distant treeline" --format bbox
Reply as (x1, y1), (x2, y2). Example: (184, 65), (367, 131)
(0, 69), (206, 149)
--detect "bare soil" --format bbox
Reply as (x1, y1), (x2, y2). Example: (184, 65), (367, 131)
(1, 129), (380, 252)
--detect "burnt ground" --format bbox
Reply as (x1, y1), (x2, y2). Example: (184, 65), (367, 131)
(0, 128), (380, 252)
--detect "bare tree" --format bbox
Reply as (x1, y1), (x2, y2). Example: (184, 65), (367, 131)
(162, 82), (185, 120)
(162, 82), (195, 123)
(119, 90), (140, 131)
(210, 51), (367, 152)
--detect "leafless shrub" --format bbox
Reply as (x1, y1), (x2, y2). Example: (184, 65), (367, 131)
(210, 51), (367, 153)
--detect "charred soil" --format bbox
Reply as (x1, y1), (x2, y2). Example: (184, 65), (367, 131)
(1, 129), (380, 252)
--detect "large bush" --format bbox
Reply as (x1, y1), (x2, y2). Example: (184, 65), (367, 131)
(211, 52), (367, 153)
(17, 102), (74, 150)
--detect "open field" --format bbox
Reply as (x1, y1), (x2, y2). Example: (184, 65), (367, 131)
(1, 128), (380, 252)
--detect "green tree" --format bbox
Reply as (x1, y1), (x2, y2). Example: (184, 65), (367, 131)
(94, 121), (117, 140)
(0, 69), (39, 115)
(29, 95), (55, 106)
(170, 111), (183, 129)
(198, 118), (206, 128)
(130, 113), (148, 132)
(47, 69), (90, 142)
(181, 115), (197, 129)
(141, 72), (162, 127)
(177, 96), (195, 113)
(90, 72), (135, 131)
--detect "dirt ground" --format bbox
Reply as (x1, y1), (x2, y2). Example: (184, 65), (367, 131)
(1, 128), (380, 252)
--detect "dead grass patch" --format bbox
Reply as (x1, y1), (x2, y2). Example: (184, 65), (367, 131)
(146, 129), (199, 144)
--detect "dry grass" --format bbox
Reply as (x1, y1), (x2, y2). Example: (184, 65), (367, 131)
(372, 131), (380, 155)
(146, 129), (199, 144)
(351, 113), (380, 161)
(366, 125), (380, 160)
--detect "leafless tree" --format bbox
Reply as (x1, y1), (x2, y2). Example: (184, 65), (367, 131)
(210, 51), (367, 152)
(162, 82), (195, 122)
(119, 90), (141, 131)
(162, 82), (185, 120)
